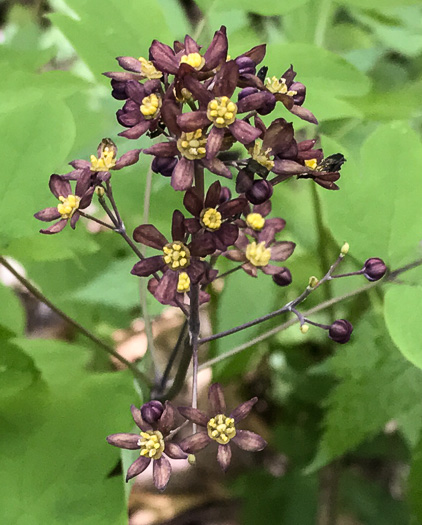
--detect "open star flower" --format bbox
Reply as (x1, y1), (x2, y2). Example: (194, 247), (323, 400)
(131, 210), (215, 303)
(178, 383), (267, 471)
(104, 55), (163, 97)
(107, 401), (187, 491)
(176, 61), (263, 159)
(224, 229), (295, 278)
(238, 199), (286, 239)
(34, 172), (94, 234)
(183, 181), (247, 251)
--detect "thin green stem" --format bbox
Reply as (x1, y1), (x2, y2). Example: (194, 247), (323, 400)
(0, 256), (150, 386)
(314, 0), (332, 48)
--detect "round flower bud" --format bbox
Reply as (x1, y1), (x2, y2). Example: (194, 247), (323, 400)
(272, 268), (292, 287)
(141, 400), (164, 424)
(238, 87), (258, 101)
(363, 258), (387, 282)
(151, 156), (178, 178)
(328, 319), (353, 344)
(219, 186), (232, 204)
(245, 179), (273, 205)
(236, 169), (254, 193)
(235, 57), (256, 76)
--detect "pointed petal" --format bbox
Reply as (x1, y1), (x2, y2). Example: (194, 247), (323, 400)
(203, 27), (228, 70)
(116, 56), (142, 73)
(218, 197), (247, 219)
(157, 401), (176, 435)
(243, 44), (266, 65)
(165, 442), (188, 460)
(229, 119), (261, 144)
(213, 60), (239, 98)
(184, 187), (203, 217)
(171, 157), (194, 191)
(189, 234), (215, 257)
(208, 383), (226, 414)
(187, 258), (207, 283)
(214, 223), (238, 250)
(201, 158), (232, 179)
(289, 104), (318, 124)
(232, 430), (267, 451)
(242, 262), (258, 277)
(153, 455), (172, 491)
(224, 249), (246, 262)
(69, 211), (80, 229)
(155, 270), (178, 304)
(114, 149), (141, 169)
(230, 397), (258, 423)
(204, 181), (221, 208)
(126, 456), (150, 482)
(131, 404), (152, 431)
(172, 209), (186, 241)
(270, 241), (295, 261)
(217, 444), (232, 472)
(272, 159), (308, 175)
(133, 224), (167, 249)
(34, 207), (61, 222)
(49, 174), (71, 198)
(149, 39), (178, 74)
(237, 91), (274, 114)
(253, 200), (271, 217)
(180, 432), (211, 453)
(131, 256), (166, 277)
(265, 218), (286, 232)
(177, 111), (210, 133)
(40, 219), (67, 235)
(262, 264), (286, 275)
(106, 433), (140, 450)
(178, 406), (209, 427)
(143, 141), (178, 157)
(206, 126), (224, 160)
(161, 100), (181, 137)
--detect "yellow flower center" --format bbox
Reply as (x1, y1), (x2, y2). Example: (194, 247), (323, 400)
(207, 96), (237, 128)
(200, 207), (222, 231)
(180, 52), (205, 70)
(177, 272), (190, 293)
(140, 93), (162, 119)
(246, 213), (265, 231)
(207, 414), (236, 445)
(57, 194), (80, 219)
(305, 158), (318, 170)
(177, 129), (207, 160)
(249, 141), (274, 170)
(245, 241), (271, 267)
(138, 56), (162, 79)
(90, 146), (116, 172)
(162, 241), (191, 270)
(264, 76), (297, 97)
(137, 430), (165, 460)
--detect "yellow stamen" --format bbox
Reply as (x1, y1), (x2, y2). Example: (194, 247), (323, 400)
(90, 139), (117, 172)
(137, 430), (165, 460)
(207, 414), (236, 445)
(138, 56), (162, 79)
(140, 93), (162, 120)
(245, 241), (271, 267)
(180, 52), (205, 71)
(249, 140), (274, 170)
(177, 129), (207, 160)
(177, 272), (191, 293)
(162, 242), (191, 270)
(57, 194), (80, 219)
(246, 213), (265, 231)
(200, 207), (222, 231)
(264, 76), (297, 96)
(305, 158), (318, 170)
(207, 97), (237, 128)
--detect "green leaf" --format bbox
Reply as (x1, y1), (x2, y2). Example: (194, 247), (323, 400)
(196, 0), (310, 16)
(321, 122), (422, 267)
(409, 432), (422, 522)
(0, 339), (138, 524)
(0, 282), (25, 336)
(307, 315), (422, 472)
(0, 340), (41, 400)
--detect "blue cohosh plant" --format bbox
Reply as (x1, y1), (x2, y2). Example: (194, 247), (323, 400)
(34, 26), (389, 491)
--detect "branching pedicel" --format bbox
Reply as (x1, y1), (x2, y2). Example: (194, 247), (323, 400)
(35, 27), (387, 491)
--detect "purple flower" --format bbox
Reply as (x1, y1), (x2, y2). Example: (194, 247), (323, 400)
(237, 200), (286, 239)
(178, 383), (267, 471)
(224, 229), (295, 278)
(184, 181), (247, 251)
(107, 401), (187, 491)
(131, 210), (215, 304)
(362, 258), (387, 282)
(34, 172), (94, 234)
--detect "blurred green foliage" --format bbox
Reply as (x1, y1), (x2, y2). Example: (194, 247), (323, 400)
(1, 0), (422, 522)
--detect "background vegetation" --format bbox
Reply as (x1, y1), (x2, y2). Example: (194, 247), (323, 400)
(1, 0), (422, 523)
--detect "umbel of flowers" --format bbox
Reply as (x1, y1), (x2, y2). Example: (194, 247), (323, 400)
(34, 26), (388, 490)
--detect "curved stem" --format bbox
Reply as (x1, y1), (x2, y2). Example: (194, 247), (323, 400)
(0, 256), (150, 386)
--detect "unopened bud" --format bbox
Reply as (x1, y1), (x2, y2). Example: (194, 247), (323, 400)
(151, 156), (178, 178)
(300, 324), (309, 334)
(362, 258), (387, 282)
(308, 276), (319, 288)
(188, 454), (196, 466)
(272, 268), (292, 287)
(245, 179), (273, 205)
(219, 186), (232, 204)
(340, 242), (349, 256)
(328, 319), (353, 344)
(95, 186), (105, 197)
(141, 400), (164, 424)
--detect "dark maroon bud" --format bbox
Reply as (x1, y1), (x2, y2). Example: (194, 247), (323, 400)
(238, 87), (259, 101)
(152, 156), (178, 177)
(236, 169), (254, 193)
(245, 179), (273, 205)
(235, 56), (256, 76)
(328, 319), (353, 344)
(362, 258), (387, 282)
(111, 79), (128, 100)
(272, 268), (292, 287)
(219, 186), (232, 204)
(141, 400), (164, 424)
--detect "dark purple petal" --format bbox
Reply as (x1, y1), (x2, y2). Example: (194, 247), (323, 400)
(106, 433), (140, 450)
(49, 175), (71, 199)
(253, 200), (271, 217)
(143, 142), (179, 157)
(262, 264), (285, 275)
(131, 404), (152, 431)
(236, 169), (254, 193)
(237, 91), (274, 114)
(131, 256), (166, 277)
(201, 158), (232, 179)
(189, 234), (215, 258)
(141, 401), (164, 425)
(229, 119), (261, 144)
(184, 217), (201, 234)
(119, 121), (151, 140)
(157, 401), (176, 435)
(263, 119), (294, 155)
(126, 456), (151, 482)
(242, 262), (258, 277)
(218, 197), (247, 219)
(243, 44), (266, 65)
(187, 258), (207, 283)
(229, 397), (258, 423)
(125, 80), (146, 103)
(180, 432), (211, 453)
(177, 111), (210, 132)
(213, 60), (239, 98)
(204, 181), (221, 208)
(40, 219), (67, 235)
(165, 442), (188, 460)
(289, 104), (318, 124)
(206, 126), (224, 160)
(184, 187), (203, 217)
(153, 456), (172, 491)
(116, 56), (142, 73)
(224, 249), (246, 262)
(154, 270), (178, 303)
(161, 100), (181, 137)
(208, 383), (226, 414)
(270, 241), (296, 261)
(184, 76), (213, 106)
(272, 159), (308, 175)
(172, 210), (186, 242)
(69, 211), (80, 229)
(265, 218), (286, 232)
(171, 157), (194, 191)
(290, 81), (306, 105)
(103, 71), (140, 82)
(149, 40), (178, 74)
(217, 444), (232, 472)
(114, 149), (141, 169)
(133, 224), (168, 249)
(75, 169), (92, 197)
(232, 430), (267, 452)
(272, 267), (292, 286)
(178, 406), (209, 427)
(34, 207), (61, 222)
(70, 159), (90, 169)
(203, 26), (228, 70)
(214, 223), (238, 250)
